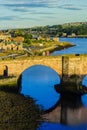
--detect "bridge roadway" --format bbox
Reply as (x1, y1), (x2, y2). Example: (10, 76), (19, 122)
(0, 55), (87, 86)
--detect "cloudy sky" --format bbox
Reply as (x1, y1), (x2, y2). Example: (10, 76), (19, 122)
(0, 0), (87, 29)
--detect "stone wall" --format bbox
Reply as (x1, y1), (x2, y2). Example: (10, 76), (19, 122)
(0, 56), (62, 78)
(68, 55), (87, 78)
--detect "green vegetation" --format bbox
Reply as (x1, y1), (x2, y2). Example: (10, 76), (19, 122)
(33, 41), (75, 56)
(24, 33), (33, 45)
(0, 91), (42, 130)
(0, 77), (18, 93)
(11, 22), (87, 37)
(3, 22), (87, 38)
(0, 50), (25, 57)
(28, 22), (87, 37)
(1, 22), (87, 58)
(61, 23), (87, 37)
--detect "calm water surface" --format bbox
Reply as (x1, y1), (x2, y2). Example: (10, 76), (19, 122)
(51, 38), (87, 55)
(20, 38), (87, 130)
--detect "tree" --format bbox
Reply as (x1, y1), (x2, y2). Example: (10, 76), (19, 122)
(24, 33), (33, 39)
(24, 39), (32, 45)
(14, 29), (24, 37)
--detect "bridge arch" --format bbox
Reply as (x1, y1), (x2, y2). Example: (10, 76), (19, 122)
(18, 64), (61, 110)
(0, 56), (62, 78)
(19, 64), (61, 78)
(18, 64), (61, 91)
(17, 63), (61, 90)
(0, 55), (87, 90)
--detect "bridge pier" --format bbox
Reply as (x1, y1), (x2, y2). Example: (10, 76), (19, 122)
(55, 56), (87, 95)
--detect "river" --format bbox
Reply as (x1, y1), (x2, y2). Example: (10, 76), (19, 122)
(20, 38), (87, 130)
(51, 38), (87, 55)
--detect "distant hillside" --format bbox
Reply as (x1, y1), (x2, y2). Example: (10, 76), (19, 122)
(1, 22), (87, 38)
(62, 22), (87, 27)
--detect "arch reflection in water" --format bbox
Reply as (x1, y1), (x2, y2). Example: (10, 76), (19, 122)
(20, 65), (60, 110)
(38, 74), (87, 130)
(82, 75), (87, 107)
(41, 93), (87, 130)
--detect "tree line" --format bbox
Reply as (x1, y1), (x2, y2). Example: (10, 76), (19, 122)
(3, 22), (87, 38)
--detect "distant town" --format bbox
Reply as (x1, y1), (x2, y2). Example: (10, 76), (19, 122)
(0, 22), (86, 58)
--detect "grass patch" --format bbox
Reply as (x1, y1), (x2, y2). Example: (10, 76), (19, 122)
(0, 77), (18, 93)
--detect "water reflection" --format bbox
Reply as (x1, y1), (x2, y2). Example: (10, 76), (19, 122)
(38, 92), (87, 130)
(42, 93), (87, 125)
(20, 65), (60, 110)
(41, 75), (87, 127)
(19, 65), (87, 130)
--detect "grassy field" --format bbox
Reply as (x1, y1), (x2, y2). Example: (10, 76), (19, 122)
(0, 77), (18, 93)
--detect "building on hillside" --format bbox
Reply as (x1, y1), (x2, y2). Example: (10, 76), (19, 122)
(71, 33), (76, 37)
(0, 43), (24, 51)
(32, 35), (38, 40)
(62, 33), (67, 37)
(13, 36), (24, 44)
(45, 35), (50, 41)
(53, 36), (59, 42)
(0, 34), (12, 43)
(4, 37), (12, 42)
(37, 36), (45, 40)
(0, 34), (11, 40)
(68, 33), (76, 38)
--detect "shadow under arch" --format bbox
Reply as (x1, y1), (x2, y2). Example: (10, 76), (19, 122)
(17, 64), (61, 110)
(44, 93), (83, 115)
(42, 92), (86, 125)
(3, 65), (8, 77)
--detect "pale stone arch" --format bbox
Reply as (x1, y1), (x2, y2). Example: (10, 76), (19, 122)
(18, 64), (61, 79)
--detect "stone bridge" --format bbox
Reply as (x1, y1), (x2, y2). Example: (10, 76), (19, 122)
(0, 55), (87, 86)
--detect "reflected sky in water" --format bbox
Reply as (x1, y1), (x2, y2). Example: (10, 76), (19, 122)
(20, 65), (60, 110)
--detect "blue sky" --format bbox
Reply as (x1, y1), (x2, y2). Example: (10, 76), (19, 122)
(0, 0), (87, 29)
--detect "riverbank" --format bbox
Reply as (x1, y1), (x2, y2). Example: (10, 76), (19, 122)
(0, 77), (43, 130)
(0, 77), (18, 93)
(0, 41), (75, 58)
(34, 41), (75, 56)
(62, 35), (87, 38)
(53, 41), (75, 52)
